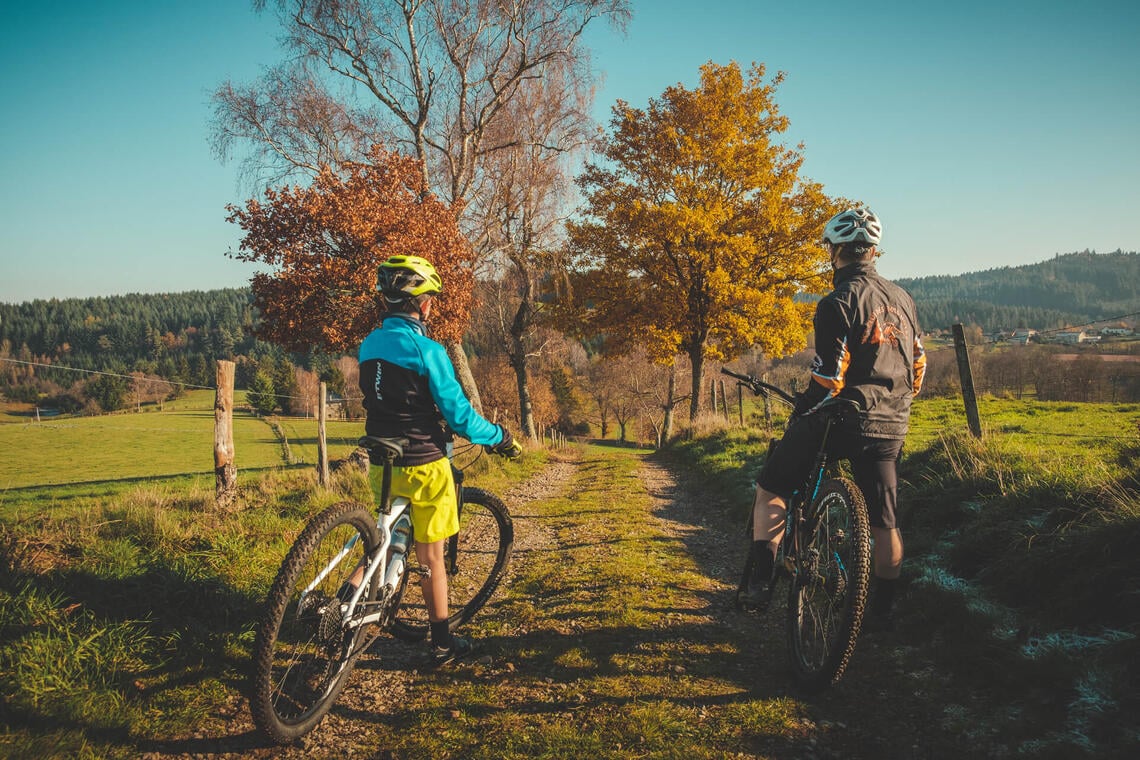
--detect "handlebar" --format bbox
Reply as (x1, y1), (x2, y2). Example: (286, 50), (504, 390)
(719, 368), (796, 405)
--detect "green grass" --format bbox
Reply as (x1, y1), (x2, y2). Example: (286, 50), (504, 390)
(0, 465), (371, 758)
(0, 390), (363, 503)
(373, 444), (808, 759)
(0, 426), (544, 759)
(669, 397), (1140, 756)
(3, 397), (1139, 757)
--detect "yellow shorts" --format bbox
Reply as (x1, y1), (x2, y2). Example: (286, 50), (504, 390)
(368, 457), (458, 544)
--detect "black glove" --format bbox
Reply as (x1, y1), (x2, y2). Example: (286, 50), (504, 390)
(791, 392), (811, 419)
(486, 426), (523, 459)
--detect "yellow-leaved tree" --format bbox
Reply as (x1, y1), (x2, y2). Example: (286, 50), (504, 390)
(567, 61), (847, 423)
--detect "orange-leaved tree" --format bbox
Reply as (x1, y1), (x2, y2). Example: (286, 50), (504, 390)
(568, 61), (847, 424)
(227, 147), (474, 353)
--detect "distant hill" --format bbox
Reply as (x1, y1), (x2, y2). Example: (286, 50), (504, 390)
(896, 250), (1140, 331)
(3, 250), (1138, 377)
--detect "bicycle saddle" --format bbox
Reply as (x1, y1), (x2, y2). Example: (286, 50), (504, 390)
(817, 397), (862, 420)
(357, 436), (409, 460)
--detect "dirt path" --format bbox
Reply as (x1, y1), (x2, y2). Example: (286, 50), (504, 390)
(138, 448), (963, 760)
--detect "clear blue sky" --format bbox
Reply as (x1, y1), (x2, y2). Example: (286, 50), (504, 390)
(2, 0), (1138, 304)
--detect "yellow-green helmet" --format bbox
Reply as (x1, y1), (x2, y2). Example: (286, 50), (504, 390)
(376, 255), (443, 303)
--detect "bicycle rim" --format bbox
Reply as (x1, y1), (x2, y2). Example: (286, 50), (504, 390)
(250, 502), (380, 744)
(391, 487), (513, 641)
(786, 478), (871, 691)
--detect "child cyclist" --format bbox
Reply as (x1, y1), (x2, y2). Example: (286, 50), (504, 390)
(355, 254), (522, 665)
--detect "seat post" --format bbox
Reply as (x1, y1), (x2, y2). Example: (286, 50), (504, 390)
(378, 448), (397, 514)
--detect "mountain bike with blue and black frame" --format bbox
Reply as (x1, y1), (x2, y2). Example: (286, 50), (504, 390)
(722, 368), (872, 692)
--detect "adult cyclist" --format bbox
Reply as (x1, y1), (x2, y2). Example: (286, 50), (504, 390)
(356, 254), (522, 665)
(741, 208), (926, 627)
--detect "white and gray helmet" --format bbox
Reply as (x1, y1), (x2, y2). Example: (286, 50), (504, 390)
(822, 208), (882, 246)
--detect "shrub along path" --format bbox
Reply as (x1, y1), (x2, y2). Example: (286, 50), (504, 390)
(138, 444), (994, 759)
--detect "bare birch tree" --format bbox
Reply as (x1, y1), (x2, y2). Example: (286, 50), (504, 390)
(213, 0), (629, 411)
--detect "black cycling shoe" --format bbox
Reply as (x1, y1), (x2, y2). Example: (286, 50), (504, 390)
(739, 577), (777, 611)
(738, 543), (777, 611)
(431, 635), (474, 667)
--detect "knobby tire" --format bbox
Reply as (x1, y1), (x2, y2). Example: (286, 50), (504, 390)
(249, 502), (380, 744)
(786, 477), (871, 692)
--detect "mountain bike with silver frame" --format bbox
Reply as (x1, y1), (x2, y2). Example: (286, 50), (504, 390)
(249, 435), (513, 744)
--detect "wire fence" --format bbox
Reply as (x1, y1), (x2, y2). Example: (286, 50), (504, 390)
(6, 328), (1140, 496)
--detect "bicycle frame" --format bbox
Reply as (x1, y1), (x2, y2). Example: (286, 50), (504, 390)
(721, 366), (853, 578)
(295, 435), (417, 632)
(297, 497), (412, 632)
(783, 413), (844, 574)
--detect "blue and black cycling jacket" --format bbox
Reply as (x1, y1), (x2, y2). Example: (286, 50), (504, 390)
(358, 313), (505, 466)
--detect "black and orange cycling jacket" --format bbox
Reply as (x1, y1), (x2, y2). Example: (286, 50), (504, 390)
(798, 262), (926, 439)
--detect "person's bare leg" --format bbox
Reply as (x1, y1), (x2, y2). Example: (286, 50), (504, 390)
(870, 526), (904, 620)
(871, 527), (903, 579)
(752, 486), (787, 549)
(415, 539), (448, 622)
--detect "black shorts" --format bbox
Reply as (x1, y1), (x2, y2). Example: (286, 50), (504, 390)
(756, 413), (904, 529)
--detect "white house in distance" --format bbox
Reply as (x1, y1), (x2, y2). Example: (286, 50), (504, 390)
(1053, 329), (1098, 344)
(1009, 328), (1037, 344)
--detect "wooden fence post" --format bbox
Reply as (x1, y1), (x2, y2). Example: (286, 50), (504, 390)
(317, 382), (329, 487)
(952, 323), (983, 438)
(214, 359), (237, 507)
(762, 373), (772, 429)
(737, 383), (744, 426)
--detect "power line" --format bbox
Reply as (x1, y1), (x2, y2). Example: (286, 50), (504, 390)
(0, 357), (216, 391)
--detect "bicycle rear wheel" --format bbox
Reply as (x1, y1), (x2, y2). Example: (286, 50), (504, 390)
(250, 502), (380, 744)
(391, 487), (513, 641)
(786, 477), (871, 692)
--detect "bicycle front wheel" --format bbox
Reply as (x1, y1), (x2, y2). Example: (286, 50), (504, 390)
(786, 477), (871, 692)
(391, 487), (513, 641)
(250, 502), (380, 744)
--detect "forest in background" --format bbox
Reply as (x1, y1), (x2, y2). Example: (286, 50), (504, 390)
(3, 249), (1140, 440)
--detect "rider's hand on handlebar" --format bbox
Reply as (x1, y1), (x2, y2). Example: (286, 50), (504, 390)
(486, 426), (523, 460)
(791, 392), (811, 419)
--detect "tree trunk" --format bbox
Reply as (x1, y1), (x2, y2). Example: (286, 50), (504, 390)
(507, 289), (537, 440)
(662, 362), (677, 443)
(688, 347), (704, 422)
(509, 339), (537, 440)
(446, 341), (483, 415)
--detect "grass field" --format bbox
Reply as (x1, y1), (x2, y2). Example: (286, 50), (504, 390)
(0, 391), (364, 501)
(1, 394), (1138, 756)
